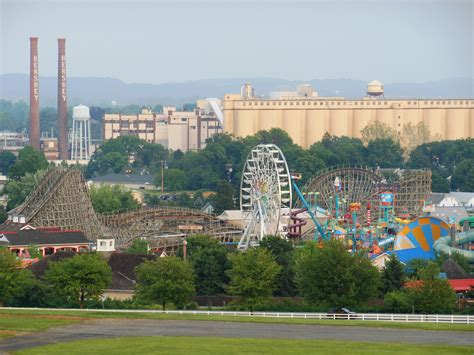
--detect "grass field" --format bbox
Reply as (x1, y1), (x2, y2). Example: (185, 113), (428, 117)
(0, 314), (82, 339)
(12, 336), (474, 354)
(0, 309), (473, 332)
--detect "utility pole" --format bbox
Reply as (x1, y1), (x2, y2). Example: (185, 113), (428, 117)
(160, 160), (167, 193)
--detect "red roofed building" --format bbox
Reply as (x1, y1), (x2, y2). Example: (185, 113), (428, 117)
(449, 279), (474, 293)
(405, 279), (474, 293)
(0, 224), (89, 257)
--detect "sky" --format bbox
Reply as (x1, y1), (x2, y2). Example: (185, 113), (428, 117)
(1, 0), (473, 84)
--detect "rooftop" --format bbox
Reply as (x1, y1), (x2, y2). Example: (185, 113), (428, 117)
(1, 229), (88, 247)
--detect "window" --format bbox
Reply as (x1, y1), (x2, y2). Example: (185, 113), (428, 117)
(100, 241), (106, 247)
(181, 118), (187, 122)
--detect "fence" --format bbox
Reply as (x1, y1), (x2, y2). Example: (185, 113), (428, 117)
(2, 307), (473, 324)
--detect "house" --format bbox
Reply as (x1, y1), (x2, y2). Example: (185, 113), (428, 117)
(406, 279), (474, 293)
(427, 193), (448, 206)
(0, 225), (89, 256)
(200, 202), (214, 215)
(104, 253), (156, 300)
(438, 192), (474, 210)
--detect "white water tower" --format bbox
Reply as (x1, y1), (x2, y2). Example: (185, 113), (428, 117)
(71, 105), (91, 161)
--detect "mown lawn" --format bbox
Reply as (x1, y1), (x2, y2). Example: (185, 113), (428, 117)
(0, 314), (83, 338)
(13, 336), (474, 354)
(0, 309), (473, 332)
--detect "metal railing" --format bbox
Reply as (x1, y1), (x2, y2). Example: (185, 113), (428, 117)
(2, 308), (472, 324)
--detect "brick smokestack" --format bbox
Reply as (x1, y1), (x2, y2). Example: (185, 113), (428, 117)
(58, 38), (68, 159)
(29, 37), (40, 150)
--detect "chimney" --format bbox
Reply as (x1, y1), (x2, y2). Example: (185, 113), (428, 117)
(57, 38), (68, 160)
(29, 37), (40, 150)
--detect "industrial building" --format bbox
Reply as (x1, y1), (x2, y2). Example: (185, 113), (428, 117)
(103, 99), (223, 151)
(223, 83), (474, 148)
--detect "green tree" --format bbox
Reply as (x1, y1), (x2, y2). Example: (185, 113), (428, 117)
(0, 100), (29, 132)
(381, 254), (406, 294)
(135, 257), (195, 309)
(211, 180), (234, 214)
(431, 171), (450, 193)
(383, 290), (412, 313)
(27, 244), (43, 260)
(0, 206), (6, 223)
(43, 253), (112, 309)
(404, 258), (431, 279)
(8, 146), (48, 180)
(258, 236), (296, 296)
(366, 138), (404, 168)
(411, 263), (457, 314)
(90, 185), (140, 214)
(124, 239), (148, 254)
(451, 159), (474, 191)
(178, 235), (230, 296)
(295, 240), (380, 308)
(0, 150), (17, 175)
(40, 107), (59, 134)
(155, 168), (187, 191)
(0, 248), (34, 306)
(3, 169), (47, 210)
(227, 248), (281, 311)
(361, 121), (397, 145)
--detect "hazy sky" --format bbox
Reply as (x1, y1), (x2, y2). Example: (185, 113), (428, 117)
(1, 0), (472, 84)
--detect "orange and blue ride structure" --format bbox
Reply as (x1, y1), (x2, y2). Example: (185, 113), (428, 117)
(392, 216), (450, 263)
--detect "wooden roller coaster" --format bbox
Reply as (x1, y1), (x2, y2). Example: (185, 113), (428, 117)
(4, 167), (241, 248)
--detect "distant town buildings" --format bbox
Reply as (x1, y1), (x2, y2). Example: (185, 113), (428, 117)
(0, 132), (29, 153)
(223, 82), (474, 148)
(40, 133), (59, 160)
(103, 99), (223, 152)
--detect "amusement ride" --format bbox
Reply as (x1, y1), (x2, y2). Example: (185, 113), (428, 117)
(239, 144), (474, 265)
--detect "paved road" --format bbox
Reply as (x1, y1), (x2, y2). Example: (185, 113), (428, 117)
(1, 319), (473, 352)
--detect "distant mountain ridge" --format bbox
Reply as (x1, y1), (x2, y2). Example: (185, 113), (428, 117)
(1, 74), (472, 107)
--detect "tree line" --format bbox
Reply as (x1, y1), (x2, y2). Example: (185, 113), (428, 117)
(1, 235), (466, 314)
(85, 128), (474, 193)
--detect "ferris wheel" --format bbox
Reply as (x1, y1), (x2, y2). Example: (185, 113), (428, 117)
(238, 144), (292, 250)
